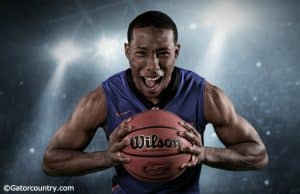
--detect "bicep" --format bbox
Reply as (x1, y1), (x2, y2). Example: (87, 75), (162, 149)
(47, 86), (107, 151)
(48, 123), (95, 151)
(205, 82), (263, 147)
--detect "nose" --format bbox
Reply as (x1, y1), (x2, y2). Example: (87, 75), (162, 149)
(146, 54), (160, 71)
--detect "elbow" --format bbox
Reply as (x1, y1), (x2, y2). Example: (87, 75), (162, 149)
(236, 142), (269, 170)
(42, 150), (60, 176)
(248, 145), (269, 170)
(254, 148), (269, 170)
(42, 163), (55, 176)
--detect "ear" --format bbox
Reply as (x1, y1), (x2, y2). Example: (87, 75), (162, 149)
(124, 43), (130, 59)
(175, 43), (181, 58)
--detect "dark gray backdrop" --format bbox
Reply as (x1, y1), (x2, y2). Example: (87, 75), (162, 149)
(1, 0), (299, 194)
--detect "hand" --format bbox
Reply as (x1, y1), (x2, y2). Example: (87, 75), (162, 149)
(105, 117), (132, 166)
(178, 121), (205, 169)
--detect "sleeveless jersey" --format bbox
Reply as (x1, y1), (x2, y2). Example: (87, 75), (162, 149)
(102, 67), (207, 194)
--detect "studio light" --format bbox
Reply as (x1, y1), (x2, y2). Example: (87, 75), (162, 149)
(96, 37), (120, 59)
(196, 3), (247, 80)
(202, 3), (246, 33)
(52, 41), (81, 66)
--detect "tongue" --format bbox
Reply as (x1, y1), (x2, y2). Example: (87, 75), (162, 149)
(145, 79), (156, 88)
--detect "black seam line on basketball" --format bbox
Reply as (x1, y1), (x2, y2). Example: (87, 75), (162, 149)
(127, 125), (178, 135)
(122, 151), (189, 158)
(130, 173), (173, 181)
(126, 166), (185, 181)
(126, 169), (174, 181)
(132, 125), (178, 131)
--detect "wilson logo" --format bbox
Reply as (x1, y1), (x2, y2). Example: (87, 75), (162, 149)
(130, 135), (181, 149)
(142, 161), (171, 176)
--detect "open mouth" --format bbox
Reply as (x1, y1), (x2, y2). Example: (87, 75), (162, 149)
(142, 76), (163, 89)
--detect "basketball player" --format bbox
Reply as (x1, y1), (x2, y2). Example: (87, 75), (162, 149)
(43, 11), (268, 193)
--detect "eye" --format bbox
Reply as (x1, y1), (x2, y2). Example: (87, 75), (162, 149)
(135, 51), (146, 57)
(157, 51), (170, 57)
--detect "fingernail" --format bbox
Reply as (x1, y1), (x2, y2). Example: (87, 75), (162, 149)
(126, 117), (132, 122)
(125, 139), (130, 145)
(177, 131), (185, 136)
(179, 121), (186, 125)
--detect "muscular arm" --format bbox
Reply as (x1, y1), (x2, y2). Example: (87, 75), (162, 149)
(203, 81), (268, 170)
(42, 86), (111, 176)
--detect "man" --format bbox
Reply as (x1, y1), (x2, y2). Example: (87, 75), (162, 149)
(43, 11), (268, 193)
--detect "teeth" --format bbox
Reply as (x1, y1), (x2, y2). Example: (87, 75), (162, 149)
(144, 77), (161, 88)
(145, 77), (160, 81)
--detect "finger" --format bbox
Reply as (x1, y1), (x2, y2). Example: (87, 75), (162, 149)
(111, 152), (130, 164)
(118, 152), (130, 163)
(111, 139), (130, 152)
(111, 117), (132, 135)
(178, 131), (202, 146)
(115, 126), (131, 140)
(110, 128), (129, 143)
(180, 155), (199, 169)
(191, 155), (198, 166)
(178, 121), (203, 146)
(119, 117), (132, 128)
(179, 121), (201, 138)
(180, 145), (202, 155)
(110, 120), (132, 142)
(180, 161), (195, 169)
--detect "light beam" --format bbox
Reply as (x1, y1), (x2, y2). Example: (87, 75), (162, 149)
(96, 37), (120, 59)
(52, 41), (81, 67)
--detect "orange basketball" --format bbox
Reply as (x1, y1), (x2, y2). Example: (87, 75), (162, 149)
(122, 109), (192, 182)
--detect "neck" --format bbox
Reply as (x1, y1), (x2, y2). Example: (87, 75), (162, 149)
(147, 97), (160, 105)
(125, 67), (180, 109)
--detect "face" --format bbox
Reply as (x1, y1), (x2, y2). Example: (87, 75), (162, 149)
(125, 27), (180, 103)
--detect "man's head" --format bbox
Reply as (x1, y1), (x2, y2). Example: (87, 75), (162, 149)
(125, 11), (180, 104)
(127, 11), (178, 44)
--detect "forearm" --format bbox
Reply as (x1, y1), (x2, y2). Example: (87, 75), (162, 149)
(203, 142), (268, 170)
(42, 149), (111, 176)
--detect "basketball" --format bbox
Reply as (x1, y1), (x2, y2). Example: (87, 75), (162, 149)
(122, 109), (192, 182)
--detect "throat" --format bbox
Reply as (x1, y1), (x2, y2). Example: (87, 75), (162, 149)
(146, 97), (160, 105)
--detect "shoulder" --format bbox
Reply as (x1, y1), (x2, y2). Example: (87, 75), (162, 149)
(102, 69), (129, 92)
(69, 86), (107, 129)
(78, 86), (105, 109)
(204, 81), (236, 126)
(103, 69), (128, 84)
(177, 67), (204, 79)
(176, 67), (205, 88)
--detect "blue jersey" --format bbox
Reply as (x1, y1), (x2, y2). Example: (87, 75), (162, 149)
(102, 67), (207, 194)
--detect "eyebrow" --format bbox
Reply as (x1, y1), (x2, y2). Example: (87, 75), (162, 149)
(135, 47), (171, 51)
(135, 46), (147, 50)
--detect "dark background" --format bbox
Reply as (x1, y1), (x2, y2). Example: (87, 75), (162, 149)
(0, 0), (299, 193)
